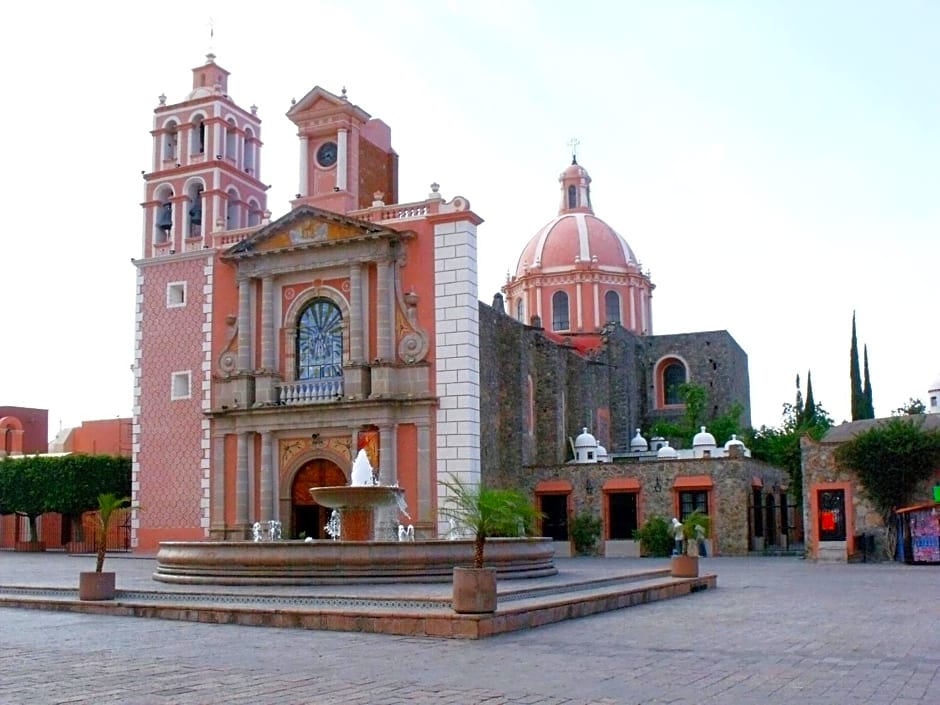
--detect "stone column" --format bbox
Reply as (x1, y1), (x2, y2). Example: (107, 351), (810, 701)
(378, 425), (397, 486)
(236, 432), (250, 533)
(210, 435), (226, 538)
(260, 432), (274, 521)
(237, 279), (252, 372)
(349, 263), (364, 363)
(298, 136), (309, 197)
(337, 128), (348, 191)
(261, 276), (275, 370)
(376, 260), (393, 361)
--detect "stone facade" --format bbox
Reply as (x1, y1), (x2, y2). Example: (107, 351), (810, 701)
(479, 302), (751, 474)
(801, 415), (940, 561)
(503, 455), (787, 556)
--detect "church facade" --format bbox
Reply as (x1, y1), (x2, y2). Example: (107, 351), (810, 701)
(132, 55), (752, 551)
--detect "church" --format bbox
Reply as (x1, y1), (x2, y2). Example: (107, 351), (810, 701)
(132, 54), (752, 552)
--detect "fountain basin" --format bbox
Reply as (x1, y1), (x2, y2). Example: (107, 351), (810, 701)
(309, 485), (406, 541)
(153, 537), (557, 585)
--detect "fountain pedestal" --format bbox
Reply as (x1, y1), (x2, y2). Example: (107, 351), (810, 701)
(309, 485), (406, 541)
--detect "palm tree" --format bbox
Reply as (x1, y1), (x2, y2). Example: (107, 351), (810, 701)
(439, 476), (539, 568)
(93, 493), (130, 573)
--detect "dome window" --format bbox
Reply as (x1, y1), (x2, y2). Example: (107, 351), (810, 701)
(567, 185), (578, 209)
(605, 291), (621, 324)
(552, 291), (570, 331)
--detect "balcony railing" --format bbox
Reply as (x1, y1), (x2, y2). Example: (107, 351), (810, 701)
(277, 378), (344, 405)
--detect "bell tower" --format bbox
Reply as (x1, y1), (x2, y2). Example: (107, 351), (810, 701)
(142, 53), (267, 256)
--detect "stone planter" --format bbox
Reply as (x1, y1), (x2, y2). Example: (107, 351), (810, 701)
(79, 571), (116, 601)
(452, 566), (497, 613)
(670, 554), (699, 578)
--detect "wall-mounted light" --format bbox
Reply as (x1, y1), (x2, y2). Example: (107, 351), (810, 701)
(585, 477), (594, 495)
(654, 476), (662, 493)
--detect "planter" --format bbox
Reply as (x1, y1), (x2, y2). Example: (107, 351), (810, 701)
(79, 571), (116, 601)
(670, 554), (699, 578)
(452, 566), (497, 613)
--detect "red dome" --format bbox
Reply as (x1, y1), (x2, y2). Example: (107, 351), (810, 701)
(514, 213), (638, 278)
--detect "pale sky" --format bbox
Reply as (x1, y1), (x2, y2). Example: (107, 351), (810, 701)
(1, 1), (937, 439)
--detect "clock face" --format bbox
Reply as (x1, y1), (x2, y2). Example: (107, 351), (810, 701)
(316, 141), (338, 168)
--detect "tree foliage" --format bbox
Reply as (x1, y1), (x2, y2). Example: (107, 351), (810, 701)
(650, 383), (745, 447)
(747, 372), (832, 506)
(0, 455), (131, 543)
(835, 418), (940, 523)
(893, 398), (926, 416)
(438, 475), (540, 568)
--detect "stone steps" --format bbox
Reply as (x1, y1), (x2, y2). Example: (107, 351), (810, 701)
(0, 569), (715, 639)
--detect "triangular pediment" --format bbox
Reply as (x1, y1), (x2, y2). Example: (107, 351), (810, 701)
(287, 86), (371, 123)
(225, 205), (404, 258)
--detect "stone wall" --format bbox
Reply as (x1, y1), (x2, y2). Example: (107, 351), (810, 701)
(504, 456), (786, 556)
(479, 303), (752, 479)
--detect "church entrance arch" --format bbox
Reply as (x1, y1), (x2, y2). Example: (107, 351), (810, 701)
(290, 459), (346, 539)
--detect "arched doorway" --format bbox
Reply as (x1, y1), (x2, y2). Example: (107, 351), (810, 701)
(291, 459), (346, 539)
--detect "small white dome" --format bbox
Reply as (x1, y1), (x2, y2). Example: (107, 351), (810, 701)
(657, 441), (678, 459)
(630, 428), (649, 452)
(724, 434), (745, 450)
(692, 426), (716, 448)
(929, 374), (940, 393)
(575, 427), (597, 448)
(596, 444), (608, 462)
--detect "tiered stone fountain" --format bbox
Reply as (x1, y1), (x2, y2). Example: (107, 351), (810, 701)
(153, 451), (556, 585)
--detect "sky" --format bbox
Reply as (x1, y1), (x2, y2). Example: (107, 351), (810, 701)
(1, 1), (938, 439)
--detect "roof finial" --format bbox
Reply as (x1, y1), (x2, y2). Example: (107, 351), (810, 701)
(567, 137), (580, 165)
(208, 17), (215, 55)
(341, 86), (348, 101)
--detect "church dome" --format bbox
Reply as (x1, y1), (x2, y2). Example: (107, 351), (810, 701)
(513, 159), (638, 278)
(502, 155), (655, 342)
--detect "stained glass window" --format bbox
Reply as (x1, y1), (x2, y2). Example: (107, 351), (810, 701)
(297, 299), (343, 381)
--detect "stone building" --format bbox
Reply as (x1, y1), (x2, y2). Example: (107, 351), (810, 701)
(802, 414), (940, 561)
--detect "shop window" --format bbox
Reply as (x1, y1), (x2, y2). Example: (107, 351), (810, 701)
(679, 490), (709, 521)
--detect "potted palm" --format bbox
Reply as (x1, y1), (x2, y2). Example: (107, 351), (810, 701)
(78, 493), (130, 601)
(670, 510), (710, 578)
(439, 476), (539, 614)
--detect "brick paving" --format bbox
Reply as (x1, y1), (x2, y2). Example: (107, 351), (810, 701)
(0, 554), (938, 704)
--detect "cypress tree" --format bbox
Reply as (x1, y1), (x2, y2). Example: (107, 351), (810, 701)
(850, 312), (865, 420)
(862, 344), (875, 419)
(804, 370), (817, 426)
(794, 373), (804, 426)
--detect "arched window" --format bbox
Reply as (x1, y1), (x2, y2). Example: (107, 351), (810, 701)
(567, 185), (577, 209)
(225, 119), (237, 161)
(186, 184), (204, 238)
(516, 298), (524, 323)
(297, 299), (343, 381)
(247, 199), (261, 227)
(662, 361), (687, 405)
(191, 116), (206, 155)
(605, 291), (620, 324)
(552, 291), (569, 331)
(164, 121), (178, 161)
(226, 188), (240, 230)
(244, 128), (255, 174)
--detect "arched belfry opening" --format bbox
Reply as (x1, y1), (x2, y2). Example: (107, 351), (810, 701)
(290, 459), (346, 539)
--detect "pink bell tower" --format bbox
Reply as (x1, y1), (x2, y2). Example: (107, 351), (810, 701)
(133, 55), (268, 549)
(142, 53), (267, 257)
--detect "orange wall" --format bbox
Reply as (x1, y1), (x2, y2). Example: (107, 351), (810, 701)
(69, 418), (132, 455)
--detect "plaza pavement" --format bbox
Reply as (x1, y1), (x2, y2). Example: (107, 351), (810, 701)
(0, 552), (937, 705)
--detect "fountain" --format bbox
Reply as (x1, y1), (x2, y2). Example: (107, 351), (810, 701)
(309, 450), (408, 541)
(153, 450), (557, 585)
